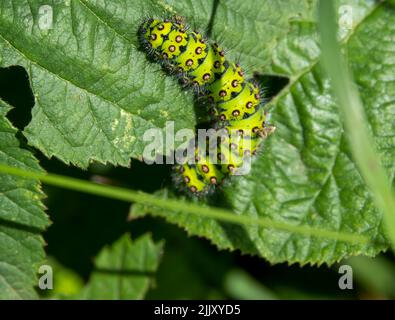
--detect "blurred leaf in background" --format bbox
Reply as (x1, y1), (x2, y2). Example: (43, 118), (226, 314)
(39, 256), (84, 299)
(345, 256), (395, 299)
(78, 233), (163, 299)
(224, 269), (277, 300)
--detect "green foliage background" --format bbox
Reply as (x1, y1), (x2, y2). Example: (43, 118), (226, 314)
(0, 0), (395, 299)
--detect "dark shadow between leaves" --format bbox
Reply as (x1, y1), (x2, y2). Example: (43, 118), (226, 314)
(0, 66), (34, 131)
(253, 73), (290, 103)
(206, 0), (220, 38)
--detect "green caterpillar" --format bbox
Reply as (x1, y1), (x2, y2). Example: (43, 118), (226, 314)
(140, 17), (274, 195)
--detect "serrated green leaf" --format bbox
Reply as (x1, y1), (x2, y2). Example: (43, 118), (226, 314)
(0, 101), (49, 299)
(0, 0), (195, 168)
(131, 1), (394, 265)
(79, 233), (163, 300)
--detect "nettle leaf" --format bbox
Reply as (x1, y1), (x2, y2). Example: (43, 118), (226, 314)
(132, 1), (394, 265)
(0, 101), (49, 299)
(79, 233), (163, 300)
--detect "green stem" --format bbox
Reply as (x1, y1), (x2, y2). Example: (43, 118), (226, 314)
(318, 1), (395, 248)
(0, 163), (368, 244)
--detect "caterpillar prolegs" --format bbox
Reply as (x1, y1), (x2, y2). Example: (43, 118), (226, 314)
(140, 17), (274, 195)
